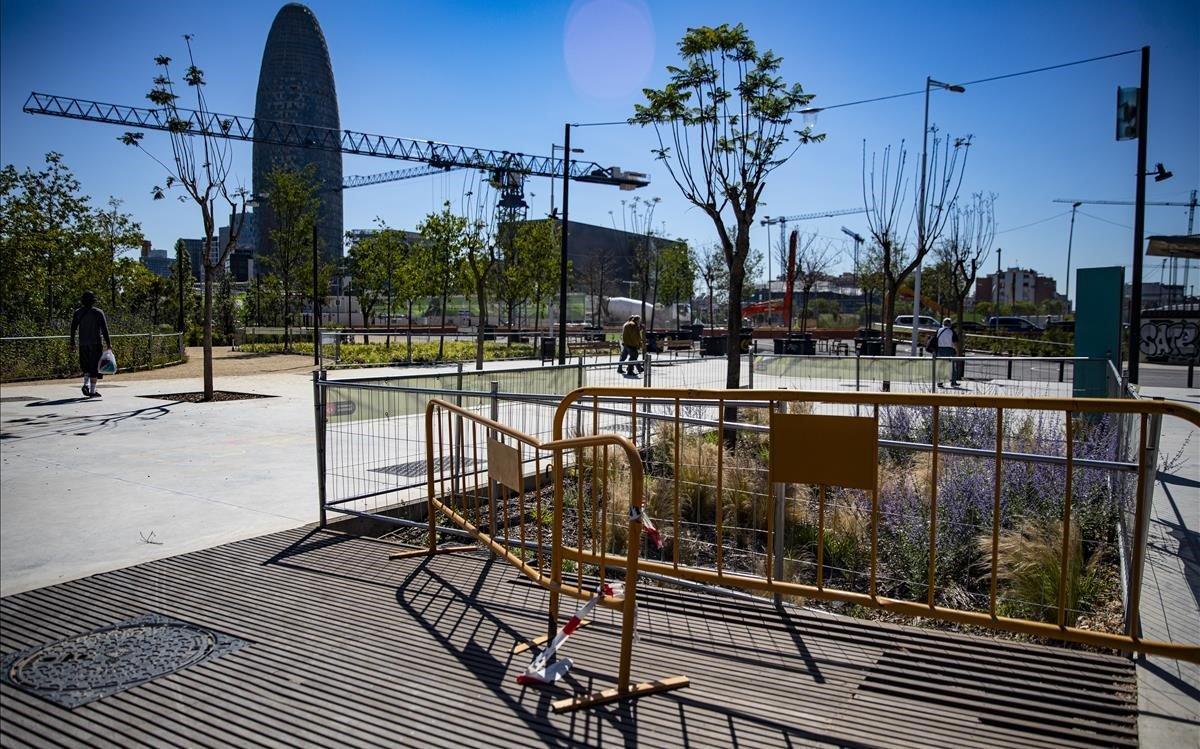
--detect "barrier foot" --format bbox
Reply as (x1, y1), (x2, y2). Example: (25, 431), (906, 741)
(551, 676), (690, 713)
(512, 620), (591, 654)
(389, 544), (477, 561)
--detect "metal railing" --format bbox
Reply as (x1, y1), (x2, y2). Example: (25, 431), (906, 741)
(314, 354), (1125, 526)
(546, 387), (1199, 662)
(410, 396), (686, 709)
(0, 332), (185, 382)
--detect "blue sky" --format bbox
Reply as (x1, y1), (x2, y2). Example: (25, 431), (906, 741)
(2, 0), (1197, 298)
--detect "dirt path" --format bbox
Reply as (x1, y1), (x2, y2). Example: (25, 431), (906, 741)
(2, 346), (315, 389)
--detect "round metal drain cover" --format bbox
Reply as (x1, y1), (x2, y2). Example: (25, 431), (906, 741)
(1, 613), (248, 708)
(11, 622), (215, 693)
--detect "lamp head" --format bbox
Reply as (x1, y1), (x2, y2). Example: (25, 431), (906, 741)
(1152, 163), (1173, 182)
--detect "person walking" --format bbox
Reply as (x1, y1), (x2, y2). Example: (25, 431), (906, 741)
(617, 314), (644, 376)
(934, 317), (960, 387)
(69, 290), (112, 398)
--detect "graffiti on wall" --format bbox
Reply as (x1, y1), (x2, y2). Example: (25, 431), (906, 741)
(1140, 318), (1199, 362)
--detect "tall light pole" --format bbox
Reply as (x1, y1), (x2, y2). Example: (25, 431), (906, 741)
(842, 226), (865, 328)
(558, 124), (572, 364)
(1128, 46), (1152, 384)
(548, 143), (583, 219)
(1065, 201), (1081, 310)
(914, 77), (966, 355)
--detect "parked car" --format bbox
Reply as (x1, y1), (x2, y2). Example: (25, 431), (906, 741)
(894, 315), (939, 330)
(985, 316), (1045, 333)
(1046, 319), (1075, 333)
(958, 320), (987, 332)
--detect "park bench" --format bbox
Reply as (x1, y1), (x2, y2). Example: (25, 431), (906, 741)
(569, 341), (617, 358)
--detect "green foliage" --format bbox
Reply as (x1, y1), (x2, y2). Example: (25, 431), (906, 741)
(0, 153), (149, 331)
(633, 23), (821, 384)
(263, 165), (319, 350)
(240, 340), (534, 365)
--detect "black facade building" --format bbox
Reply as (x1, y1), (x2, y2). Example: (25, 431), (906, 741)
(252, 3), (343, 268)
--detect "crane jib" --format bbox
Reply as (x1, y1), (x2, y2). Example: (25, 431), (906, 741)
(22, 91), (649, 190)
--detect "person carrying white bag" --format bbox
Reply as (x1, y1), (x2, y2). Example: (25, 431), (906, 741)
(68, 290), (113, 398)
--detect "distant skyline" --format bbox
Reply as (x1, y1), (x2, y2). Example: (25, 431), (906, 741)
(2, 0), (1197, 299)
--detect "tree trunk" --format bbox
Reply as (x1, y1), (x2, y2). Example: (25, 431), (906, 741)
(406, 300), (414, 363)
(725, 264), (744, 389)
(475, 284), (487, 370)
(881, 287), (897, 356)
(202, 269), (214, 400)
(438, 286), (449, 360)
(282, 271), (291, 352)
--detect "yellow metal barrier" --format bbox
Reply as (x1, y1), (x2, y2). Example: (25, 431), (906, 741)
(407, 397), (688, 711)
(552, 388), (1200, 664)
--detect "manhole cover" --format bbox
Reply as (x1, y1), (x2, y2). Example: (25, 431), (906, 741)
(372, 455), (475, 478)
(0, 613), (248, 708)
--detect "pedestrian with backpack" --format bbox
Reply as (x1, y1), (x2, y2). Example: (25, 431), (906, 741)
(69, 290), (113, 398)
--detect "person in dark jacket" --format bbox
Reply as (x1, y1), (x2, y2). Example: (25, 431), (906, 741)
(617, 315), (644, 376)
(69, 291), (112, 397)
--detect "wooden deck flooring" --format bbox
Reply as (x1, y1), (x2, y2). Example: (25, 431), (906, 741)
(1, 526), (1137, 748)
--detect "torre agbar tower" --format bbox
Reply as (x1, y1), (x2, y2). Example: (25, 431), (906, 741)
(252, 3), (343, 269)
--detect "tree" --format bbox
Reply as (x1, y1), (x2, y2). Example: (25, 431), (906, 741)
(697, 244), (727, 327)
(577, 246), (618, 326)
(657, 240), (696, 331)
(122, 38), (248, 399)
(0, 153), (94, 327)
(861, 134), (970, 355)
(937, 192), (996, 353)
(261, 165), (318, 351)
(513, 218), (561, 332)
(166, 238), (195, 334)
(351, 222), (421, 356)
(854, 244), (885, 322)
(417, 202), (467, 359)
(793, 233), (840, 334)
(214, 266), (235, 342)
(633, 23), (822, 391)
(94, 197), (144, 307)
(458, 179), (504, 370)
(623, 196), (662, 325)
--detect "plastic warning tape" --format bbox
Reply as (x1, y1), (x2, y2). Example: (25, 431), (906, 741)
(630, 506), (663, 550)
(517, 581), (617, 685)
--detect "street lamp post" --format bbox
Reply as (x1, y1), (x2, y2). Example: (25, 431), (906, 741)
(914, 77), (966, 355)
(558, 124), (572, 364)
(1065, 201), (1081, 309)
(312, 221), (320, 365)
(549, 143), (583, 219)
(841, 226), (865, 328)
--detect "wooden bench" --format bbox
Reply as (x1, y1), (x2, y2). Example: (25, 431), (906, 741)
(569, 342), (617, 358)
(661, 339), (694, 356)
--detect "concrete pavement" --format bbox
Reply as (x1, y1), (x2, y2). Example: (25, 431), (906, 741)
(1135, 385), (1200, 747)
(0, 369), (321, 596)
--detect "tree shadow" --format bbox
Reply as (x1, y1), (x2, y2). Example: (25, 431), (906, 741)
(4, 401), (177, 441)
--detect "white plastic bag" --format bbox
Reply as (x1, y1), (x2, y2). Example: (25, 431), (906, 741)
(98, 349), (118, 375)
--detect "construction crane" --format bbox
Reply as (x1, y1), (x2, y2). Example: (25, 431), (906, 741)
(1054, 191), (1197, 301)
(761, 207), (865, 258)
(22, 93), (649, 207)
(24, 90), (650, 366)
(758, 208), (866, 325)
(343, 164), (463, 190)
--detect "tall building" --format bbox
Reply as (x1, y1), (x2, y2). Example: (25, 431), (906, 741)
(252, 3), (343, 269)
(975, 267), (1062, 307)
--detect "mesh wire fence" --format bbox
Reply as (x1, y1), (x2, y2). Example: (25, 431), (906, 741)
(1, 333), (184, 382)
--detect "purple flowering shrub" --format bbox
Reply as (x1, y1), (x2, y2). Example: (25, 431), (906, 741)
(862, 404), (1127, 618)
